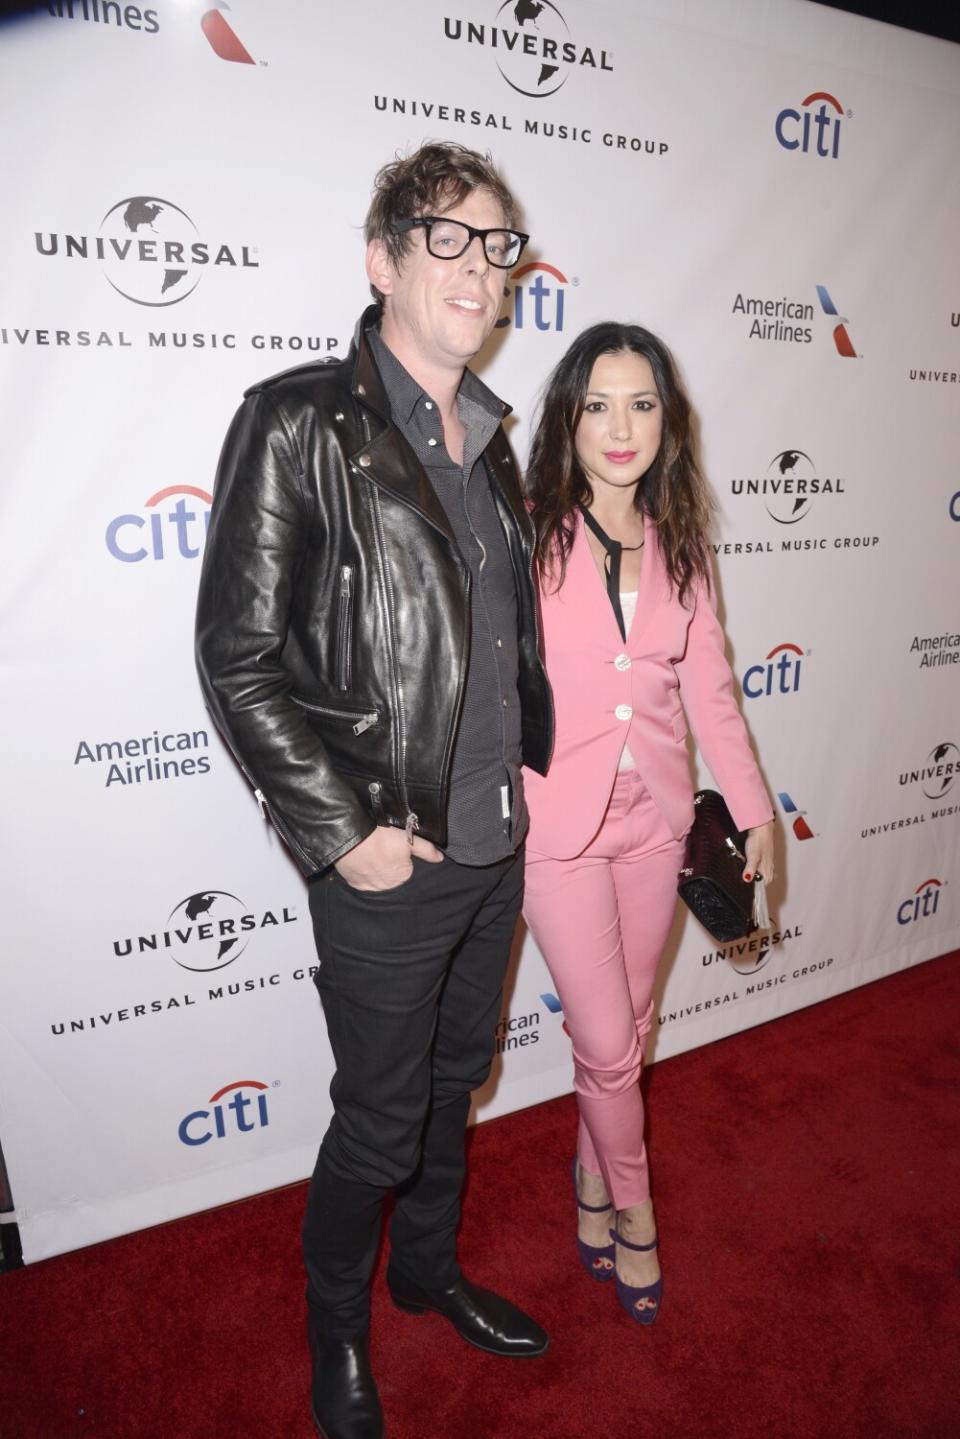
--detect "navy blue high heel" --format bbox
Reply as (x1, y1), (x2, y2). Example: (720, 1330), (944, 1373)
(572, 1159), (615, 1281)
(610, 1224), (661, 1324)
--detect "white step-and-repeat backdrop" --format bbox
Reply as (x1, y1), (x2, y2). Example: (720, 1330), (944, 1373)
(1, 0), (958, 1262)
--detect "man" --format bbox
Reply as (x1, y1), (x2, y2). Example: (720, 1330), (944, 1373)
(195, 142), (553, 1439)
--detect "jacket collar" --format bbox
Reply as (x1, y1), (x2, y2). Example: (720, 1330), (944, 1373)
(346, 306), (457, 541)
(350, 303), (513, 422)
(350, 303), (393, 422)
(346, 304), (524, 546)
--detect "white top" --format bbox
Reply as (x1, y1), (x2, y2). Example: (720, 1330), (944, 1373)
(617, 592), (638, 771)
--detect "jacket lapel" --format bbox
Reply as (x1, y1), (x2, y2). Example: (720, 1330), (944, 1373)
(571, 509), (661, 646)
(346, 311), (457, 544)
(354, 425), (458, 543)
(484, 427), (530, 542)
(571, 511), (627, 647)
(346, 308), (523, 551)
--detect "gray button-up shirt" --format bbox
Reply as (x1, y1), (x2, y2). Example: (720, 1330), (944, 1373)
(369, 327), (526, 865)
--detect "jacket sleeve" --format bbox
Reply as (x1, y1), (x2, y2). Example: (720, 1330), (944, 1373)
(674, 580), (774, 832)
(195, 391), (374, 874)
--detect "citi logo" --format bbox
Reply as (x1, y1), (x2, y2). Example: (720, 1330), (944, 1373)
(541, 991), (570, 1034)
(777, 792), (814, 841)
(106, 485), (212, 563)
(178, 1079), (272, 1147)
(896, 878), (943, 927)
(201, 4), (255, 64)
(742, 643), (804, 699)
(816, 285), (857, 358)
(496, 262), (572, 331)
(775, 91), (848, 158)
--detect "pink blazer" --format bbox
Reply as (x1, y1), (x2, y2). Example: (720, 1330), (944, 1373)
(524, 511), (773, 859)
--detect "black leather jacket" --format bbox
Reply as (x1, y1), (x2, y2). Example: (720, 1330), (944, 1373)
(195, 308), (553, 876)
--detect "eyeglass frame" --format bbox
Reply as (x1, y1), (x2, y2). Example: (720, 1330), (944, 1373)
(388, 216), (530, 269)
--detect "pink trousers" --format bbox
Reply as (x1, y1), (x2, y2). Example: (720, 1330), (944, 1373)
(523, 770), (685, 1209)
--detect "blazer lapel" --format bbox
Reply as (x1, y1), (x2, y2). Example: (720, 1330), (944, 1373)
(571, 509), (661, 647)
(570, 511), (626, 648)
(634, 511), (659, 630)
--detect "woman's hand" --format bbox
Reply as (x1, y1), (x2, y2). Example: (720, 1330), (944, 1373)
(744, 821), (775, 885)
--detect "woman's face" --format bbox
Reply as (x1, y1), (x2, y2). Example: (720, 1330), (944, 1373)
(574, 349), (663, 499)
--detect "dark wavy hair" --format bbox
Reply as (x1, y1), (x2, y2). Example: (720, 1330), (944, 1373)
(364, 142), (518, 303)
(526, 322), (715, 605)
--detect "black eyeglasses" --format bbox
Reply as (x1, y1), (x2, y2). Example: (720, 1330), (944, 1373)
(390, 216), (529, 269)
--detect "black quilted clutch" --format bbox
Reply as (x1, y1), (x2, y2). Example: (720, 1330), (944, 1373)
(677, 789), (756, 943)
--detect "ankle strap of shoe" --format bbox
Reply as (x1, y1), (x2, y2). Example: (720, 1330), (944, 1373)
(610, 1227), (658, 1253)
(577, 1193), (614, 1213)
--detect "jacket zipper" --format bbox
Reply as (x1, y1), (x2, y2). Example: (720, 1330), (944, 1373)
(291, 695), (379, 736)
(336, 564), (353, 693)
(249, 785), (314, 869)
(233, 769), (313, 868)
(369, 490), (417, 839)
(435, 569), (471, 814)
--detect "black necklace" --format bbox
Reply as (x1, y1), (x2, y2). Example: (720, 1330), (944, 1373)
(579, 505), (644, 642)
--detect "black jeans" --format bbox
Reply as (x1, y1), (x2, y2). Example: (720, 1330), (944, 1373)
(302, 847), (523, 1337)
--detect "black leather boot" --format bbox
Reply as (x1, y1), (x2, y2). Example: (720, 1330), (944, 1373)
(386, 1271), (549, 1357)
(308, 1315), (384, 1439)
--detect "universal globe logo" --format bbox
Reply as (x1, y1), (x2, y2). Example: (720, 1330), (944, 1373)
(898, 742), (959, 802)
(762, 450), (817, 525)
(100, 197), (203, 306)
(165, 892), (255, 971)
(496, 0), (574, 97)
(34, 195), (259, 307)
(112, 890), (298, 973)
(444, 1), (613, 100)
(729, 448), (846, 525)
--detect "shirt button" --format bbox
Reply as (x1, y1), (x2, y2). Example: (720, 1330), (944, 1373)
(496, 637), (503, 647)
(502, 698), (508, 707)
(428, 437), (438, 447)
(615, 704), (633, 722)
(424, 401), (434, 411)
(614, 653), (632, 672)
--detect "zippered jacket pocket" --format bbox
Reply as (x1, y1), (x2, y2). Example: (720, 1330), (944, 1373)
(336, 564), (353, 693)
(291, 694), (379, 736)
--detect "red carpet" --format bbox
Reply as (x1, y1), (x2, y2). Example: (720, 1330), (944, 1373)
(2, 953), (958, 1439)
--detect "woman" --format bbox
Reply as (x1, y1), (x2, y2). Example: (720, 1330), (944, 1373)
(523, 322), (775, 1325)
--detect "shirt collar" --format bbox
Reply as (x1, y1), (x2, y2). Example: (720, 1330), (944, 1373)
(366, 321), (507, 426)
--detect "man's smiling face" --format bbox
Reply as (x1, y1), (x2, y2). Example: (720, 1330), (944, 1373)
(370, 187), (509, 377)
